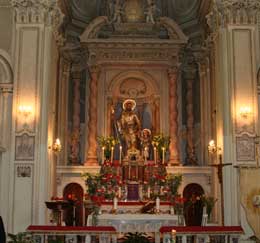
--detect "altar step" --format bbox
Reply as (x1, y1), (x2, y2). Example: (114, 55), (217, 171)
(27, 225), (244, 243)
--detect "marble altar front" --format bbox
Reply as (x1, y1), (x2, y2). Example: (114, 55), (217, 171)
(87, 213), (178, 233)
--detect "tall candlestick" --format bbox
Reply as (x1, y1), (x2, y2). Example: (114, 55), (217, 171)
(162, 147), (165, 164)
(113, 197), (118, 210)
(156, 197), (160, 212)
(119, 145), (122, 164)
(154, 147), (157, 164)
(102, 146), (105, 164)
(111, 147), (114, 163)
(118, 187), (122, 199)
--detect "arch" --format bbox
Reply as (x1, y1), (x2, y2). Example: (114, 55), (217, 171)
(107, 70), (159, 97)
(63, 183), (84, 226)
(158, 17), (188, 42)
(183, 183), (204, 226)
(80, 16), (108, 41)
(0, 50), (13, 84)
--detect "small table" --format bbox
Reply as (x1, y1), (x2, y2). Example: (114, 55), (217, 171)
(45, 201), (71, 226)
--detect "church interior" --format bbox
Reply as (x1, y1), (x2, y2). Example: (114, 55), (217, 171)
(1, 0), (260, 242)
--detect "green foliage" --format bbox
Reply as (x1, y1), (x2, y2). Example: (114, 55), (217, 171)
(82, 173), (102, 197)
(165, 174), (182, 197)
(97, 136), (119, 157)
(8, 232), (35, 243)
(200, 195), (218, 216)
(122, 232), (152, 243)
(152, 134), (171, 159)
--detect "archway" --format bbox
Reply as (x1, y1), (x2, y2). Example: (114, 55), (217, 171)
(183, 183), (204, 226)
(63, 183), (84, 226)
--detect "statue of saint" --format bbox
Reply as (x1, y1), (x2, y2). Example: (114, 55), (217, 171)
(109, 0), (124, 23)
(141, 128), (152, 160)
(145, 0), (158, 24)
(117, 99), (141, 158)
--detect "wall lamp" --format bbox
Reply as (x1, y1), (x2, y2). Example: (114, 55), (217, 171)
(49, 138), (62, 153)
(239, 106), (252, 119)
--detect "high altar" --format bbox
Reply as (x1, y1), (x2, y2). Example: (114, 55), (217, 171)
(54, 0), (215, 229)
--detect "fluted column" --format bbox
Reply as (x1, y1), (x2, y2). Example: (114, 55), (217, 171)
(70, 71), (81, 164)
(184, 67), (198, 165)
(168, 67), (180, 165)
(86, 65), (100, 165)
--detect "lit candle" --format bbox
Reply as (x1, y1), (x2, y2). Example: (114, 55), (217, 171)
(111, 146), (114, 163)
(162, 147), (165, 164)
(102, 146), (105, 164)
(154, 147), (157, 164)
(119, 145), (122, 164)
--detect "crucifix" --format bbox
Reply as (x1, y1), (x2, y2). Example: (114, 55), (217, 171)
(208, 140), (232, 226)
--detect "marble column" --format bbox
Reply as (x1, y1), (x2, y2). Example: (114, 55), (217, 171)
(70, 71), (81, 164)
(86, 65), (100, 165)
(0, 84), (13, 231)
(184, 66), (198, 165)
(168, 67), (180, 165)
(196, 55), (212, 165)
(57, 58), (71, 165)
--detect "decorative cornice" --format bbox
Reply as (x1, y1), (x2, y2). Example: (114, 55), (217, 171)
(0, 83), (13, 94)
(207, 0), (260, 32)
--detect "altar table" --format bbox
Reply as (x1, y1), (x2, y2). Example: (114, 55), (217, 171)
(87, 213), (178, 233)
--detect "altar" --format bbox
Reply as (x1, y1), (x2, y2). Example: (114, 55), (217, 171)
(87, 214), (178, 233)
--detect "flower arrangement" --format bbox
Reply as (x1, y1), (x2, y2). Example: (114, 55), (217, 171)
(152, 134), (170, 160)
(200, 194), (217, 218)
(172, 195), (187, 214)
(164, 174), (182, 202)
(97, 136), (119, 158)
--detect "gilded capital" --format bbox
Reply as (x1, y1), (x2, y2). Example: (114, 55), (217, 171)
(207, 0), (260, 32)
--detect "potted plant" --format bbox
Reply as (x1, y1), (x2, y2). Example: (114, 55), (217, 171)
(200, 195), (218, 221)
(8, 232), (35, 243)
(122, 232), (152, 243)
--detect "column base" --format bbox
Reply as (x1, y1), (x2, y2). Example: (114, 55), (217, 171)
(85, 156), (98, 166)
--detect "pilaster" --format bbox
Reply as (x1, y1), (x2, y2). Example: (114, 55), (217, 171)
(207, 0), (260, 229)
(11, 0), (62, 232)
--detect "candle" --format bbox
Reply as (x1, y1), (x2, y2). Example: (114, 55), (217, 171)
(111, 146), (114, 163)
(154, 147), (157, 164)
(144, 147), (148, 163)
(156, 197), (160, 212)
(118, 187), (122, 198)
(119, 145), (122, 164)
(162, 147), (165, 164)
(147, 186), (151, 199)
(102, 146), (105, 164)
(113, 197), (118, 210)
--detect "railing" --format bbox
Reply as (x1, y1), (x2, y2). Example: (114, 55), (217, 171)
(160, 226), (244, 243)
(27, 225), (244, 243)
(27, 225), (117, 243)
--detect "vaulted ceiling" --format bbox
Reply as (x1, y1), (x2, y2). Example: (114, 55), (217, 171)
(59, 0), (211, 42)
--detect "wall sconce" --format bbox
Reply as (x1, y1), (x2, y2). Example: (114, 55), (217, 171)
(18, 105), (32, 129)
(208, 140), (220, 155)
(18, 105), (32, 117)
(239, 106), (252, 119)
(49, 138), (62, 153)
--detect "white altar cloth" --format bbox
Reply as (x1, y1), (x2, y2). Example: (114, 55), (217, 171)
(87, 214), (178, 233)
